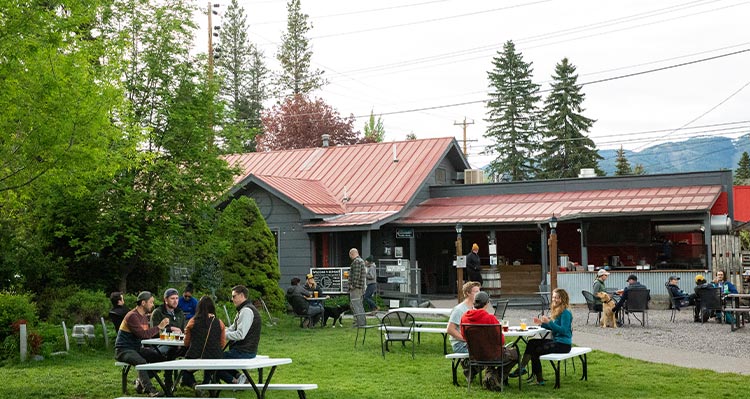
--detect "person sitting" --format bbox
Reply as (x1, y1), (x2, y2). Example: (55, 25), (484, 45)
(666, 276), (691, 309)
(178, 283), (199, 321)
(286, 277), (323, 327)
(690, 275), (717, 322)
(181, 295), (226, 391)
(612, 274), (650, 325)
(109, 291), (129, 334)
(714, 270), (738, 295)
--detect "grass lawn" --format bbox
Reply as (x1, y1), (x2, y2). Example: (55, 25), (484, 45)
(1, 314), (748, 398)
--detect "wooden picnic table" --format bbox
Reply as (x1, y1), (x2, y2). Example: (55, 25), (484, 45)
(135, 357), (291, 399)
(723, 293), (750, 331)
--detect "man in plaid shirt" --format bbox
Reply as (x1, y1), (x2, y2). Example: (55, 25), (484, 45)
(348, 248), (368, 327)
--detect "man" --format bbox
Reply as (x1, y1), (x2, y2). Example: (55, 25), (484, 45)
(178, 283), (198, 321)
(612, 274), (650, 325)
(466, 243), (483, 284)
(592, 269), (609, 311)
(115, 291), (170, 397)
(460, 291), (500, 339)
(109, 291), (129, 333)
(348, 248), (367, 327)
(149, 288), (186, 387)
(286, 277), (323, 327)
(216, 285), (262, 384)
(447, 281), (482, 354)
(666, 276), (692, 309)
(363, 256), (379, 312)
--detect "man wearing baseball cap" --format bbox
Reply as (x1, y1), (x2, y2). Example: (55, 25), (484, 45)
(666, 276), (695, 319)
(612, 275), (650, 324)
(150, 288), (187, 388)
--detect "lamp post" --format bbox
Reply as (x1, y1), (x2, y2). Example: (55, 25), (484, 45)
(455, 223), (464, 303)
(548, 215), (558, 291)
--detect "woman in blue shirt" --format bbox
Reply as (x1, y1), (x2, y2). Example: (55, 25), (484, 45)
(509, 288), (573, 385)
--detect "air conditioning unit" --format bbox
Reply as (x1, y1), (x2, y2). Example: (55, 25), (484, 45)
(464, 169), (484, 184)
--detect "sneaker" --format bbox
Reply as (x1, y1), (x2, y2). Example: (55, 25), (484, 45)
(508, 368), (527, 378)
(146, 387), (164, 397)
(134, 379), (145, 394)
(236, 374), (247, 384)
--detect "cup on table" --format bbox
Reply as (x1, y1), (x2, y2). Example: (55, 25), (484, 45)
(501, 320), (509, 332)
(520, 319), (528, 330)
(160, 330), (166, 340)
(313, 291), (319, 298)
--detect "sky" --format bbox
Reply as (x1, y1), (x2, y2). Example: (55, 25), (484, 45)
(194, 0), (750, 168)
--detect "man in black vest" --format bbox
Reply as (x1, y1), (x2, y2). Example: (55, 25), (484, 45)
(216, 285), (262, 384)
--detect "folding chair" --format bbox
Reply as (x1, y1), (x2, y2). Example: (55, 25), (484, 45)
(493, 300), (509, 320)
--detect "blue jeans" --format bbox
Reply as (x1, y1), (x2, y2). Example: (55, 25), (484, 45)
(364, 283), (378, 310)
(216, 348), (256, 383)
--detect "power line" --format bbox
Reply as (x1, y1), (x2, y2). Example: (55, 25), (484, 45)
(251, 0), (456, 25)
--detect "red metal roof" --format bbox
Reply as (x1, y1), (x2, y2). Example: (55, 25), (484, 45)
(398, 185), (723, 225)
(223, 138), (464, 227)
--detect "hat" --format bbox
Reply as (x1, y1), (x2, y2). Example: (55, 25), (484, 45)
(164, 288), (179, 298)
(597, 269), (610, 276)
(627, 274), (638, 281)
(306, 273), (314, 280)
(184, 283), (194, 293)
(472, 243), (479, 251)
(473, 291), (490, 309)
(694, 274), (705, 283)
(136, 291), (152, 305)
(365, 255), (375, 262)
(668, 275), (680, 281)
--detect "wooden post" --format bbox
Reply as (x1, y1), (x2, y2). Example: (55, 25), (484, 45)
(549, 229), (558, 291)
(19, 323), (27, 362)
(456, 236), (463, 303)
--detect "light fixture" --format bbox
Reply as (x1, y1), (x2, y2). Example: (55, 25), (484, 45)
(549, 214), (558, 230)
(455, 223), (463, 235)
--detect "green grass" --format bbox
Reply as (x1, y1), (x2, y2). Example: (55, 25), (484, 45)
(1, 315), (748, 399)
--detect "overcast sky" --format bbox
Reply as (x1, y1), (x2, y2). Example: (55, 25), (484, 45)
(195, 0), (750, 168)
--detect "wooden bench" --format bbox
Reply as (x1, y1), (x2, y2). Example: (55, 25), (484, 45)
(539, 347), (592, 389)
(445, 353), (469, 386)
(115, 361), (132, 394)
(196, 383), (317, 399)
(722, 308), (750, 331)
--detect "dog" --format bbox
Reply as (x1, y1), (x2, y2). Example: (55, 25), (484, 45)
(322, 304), (350, 328)
(595, 292), (617, 328)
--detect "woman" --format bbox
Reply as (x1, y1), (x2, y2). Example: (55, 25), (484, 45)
(181, 296), (226, 391)
(363, 256), (379, 311)
(509, 288), (572, 386)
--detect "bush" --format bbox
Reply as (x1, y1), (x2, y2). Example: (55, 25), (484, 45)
(0, 292), (38, 341)
(46, 288), (108, 325)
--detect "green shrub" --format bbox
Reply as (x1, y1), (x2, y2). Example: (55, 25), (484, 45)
(0, 292), (38, 340)
(47, 288), (108, 325)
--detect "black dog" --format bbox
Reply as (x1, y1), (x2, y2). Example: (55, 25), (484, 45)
(322, 304), (350, 328)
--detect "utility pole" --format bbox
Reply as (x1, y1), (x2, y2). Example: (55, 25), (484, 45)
(454, 117), (474, 157)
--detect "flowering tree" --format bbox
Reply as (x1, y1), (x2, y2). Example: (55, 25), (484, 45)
(258, 94), (360, 151)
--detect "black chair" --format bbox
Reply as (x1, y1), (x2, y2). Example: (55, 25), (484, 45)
(463, 323), (518, 392)
(623, 288), (650, 327)
(493, 300), (509, 320)
(353, 311), (380, 348)
(581, 290), (601, 325)
(380, 311), (415, 358)
(697, 287), (723, 324)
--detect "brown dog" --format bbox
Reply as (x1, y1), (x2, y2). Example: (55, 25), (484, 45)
(595, 292), (617, 328)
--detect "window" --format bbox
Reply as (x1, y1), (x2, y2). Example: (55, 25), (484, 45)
(435, 168), (447, 184)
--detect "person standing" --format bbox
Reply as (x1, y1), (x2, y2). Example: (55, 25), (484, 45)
(109, 291), (129, 334)
(592, 269), (609, 311)
(466, 243), (483, 284)
(181, 296), (226, 390)
(510, 288), (573, 386)
(115, 291), (170, 397)
(216, 285), (262, 384)
(363, 255), (379, 312)
(178, 283), (199, 321)
(348, 248), (367, 327)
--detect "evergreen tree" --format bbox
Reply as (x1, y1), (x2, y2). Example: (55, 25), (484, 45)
(406, 133), (417, 140)
(276, 0), (326, 96)
(735, 151), (750, 184)
(538, 58), (602, 179)
(216, 0), (268, 153)
(363, 110), (386, 143)
(483, 40), (541, 181)
(614, 146), (632, 175)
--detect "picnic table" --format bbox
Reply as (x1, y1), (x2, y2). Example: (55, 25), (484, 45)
(504, 326), (549, 346)
(135, 357), (291, 399)
(723, 293), (750, 331)
(395, 307), (452, 317)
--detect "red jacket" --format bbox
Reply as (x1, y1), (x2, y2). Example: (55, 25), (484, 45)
(460, 309), (504, 346)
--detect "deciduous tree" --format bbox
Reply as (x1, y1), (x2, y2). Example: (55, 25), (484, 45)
(258, 94), (359, 151)
(484, 40), (541, 181)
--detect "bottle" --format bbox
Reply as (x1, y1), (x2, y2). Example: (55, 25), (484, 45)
(723, 283), (729, 295)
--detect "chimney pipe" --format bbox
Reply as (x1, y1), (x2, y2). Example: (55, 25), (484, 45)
(322, 134), (330, 147)
(392, 143), (399, 163)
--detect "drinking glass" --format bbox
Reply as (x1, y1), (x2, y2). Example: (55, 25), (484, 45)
(520, 319), (528, 330)
(313, 291), (319, 298)
(502, 319), (509, 332)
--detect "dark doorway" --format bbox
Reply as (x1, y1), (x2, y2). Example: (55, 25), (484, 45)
(416, 232), (459, 295)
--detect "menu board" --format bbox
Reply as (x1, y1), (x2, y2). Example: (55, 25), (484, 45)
(310, 267), (350, 294)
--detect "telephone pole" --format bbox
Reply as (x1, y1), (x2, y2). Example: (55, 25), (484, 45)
(454, 117), (474, 157)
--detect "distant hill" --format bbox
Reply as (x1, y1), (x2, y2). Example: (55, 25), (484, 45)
(598, 134), (750, 176)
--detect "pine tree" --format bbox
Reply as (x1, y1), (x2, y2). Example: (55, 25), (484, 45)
(216, 0), (268, 153)
(538, 58), (602, 179)
(276, 0), (326, 96)
(363, 110), (385, 143)
(615, 146), (632, 175)
(483, 40), (541, 181)
(735, 151), (750, 184)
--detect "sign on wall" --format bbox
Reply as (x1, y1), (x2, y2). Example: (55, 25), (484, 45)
(396, 228), (414, 239)
(310, 267), (350, 294)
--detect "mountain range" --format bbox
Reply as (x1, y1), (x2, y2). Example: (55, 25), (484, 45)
(597, 134), (750, 176)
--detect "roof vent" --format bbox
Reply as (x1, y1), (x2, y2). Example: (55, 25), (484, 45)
(578, 168), (596, 178)
(392, 143), (399, 163)
(322, 134), (330, 147)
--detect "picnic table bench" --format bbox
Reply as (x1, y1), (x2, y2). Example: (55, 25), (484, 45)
(196, 383), (318, 399)
(539, 346), (592, 389)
